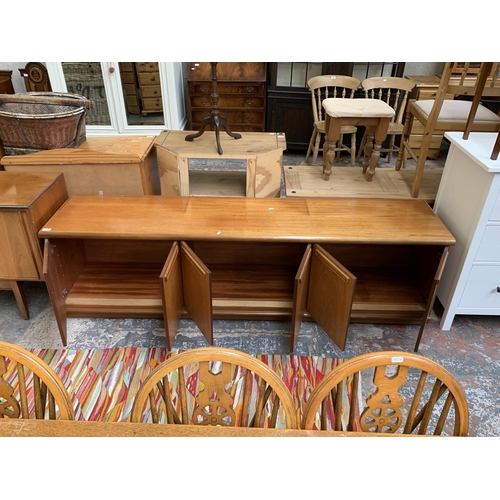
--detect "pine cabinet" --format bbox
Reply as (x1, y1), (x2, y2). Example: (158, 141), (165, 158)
(135, 62), (163, 116)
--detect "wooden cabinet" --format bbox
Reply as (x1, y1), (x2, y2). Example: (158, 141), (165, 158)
(154, 130), (285, 198)
(40, 196), (453, 350)
(188, 63), (266, 132)
(0, 70), (14, 94)
(434, 132), (500, 330)
(135, 62), (163, 116)
(0, 172), (68, 319)
(118, 62), (140, 115)
(1, 136), (159, 196)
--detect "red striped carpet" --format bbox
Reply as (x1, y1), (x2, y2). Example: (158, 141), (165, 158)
(10, 348), (359, 427)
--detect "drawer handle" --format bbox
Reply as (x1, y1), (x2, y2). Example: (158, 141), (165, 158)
(245, 99), (254, 106)
(200, 86), (208, 93)
(201, 98), (209, 105)
(245, 86), (255, 93)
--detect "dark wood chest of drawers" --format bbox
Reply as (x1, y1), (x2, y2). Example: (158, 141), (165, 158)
(187, 62), (266, 132)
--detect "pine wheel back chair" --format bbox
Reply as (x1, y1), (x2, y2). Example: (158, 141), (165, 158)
(356, 77), (416, 165)
(305, 75), (361, 167)
(130, 347), (298, 429)
(395, 62), (500, 198)
(302, 351), (469, 436)
(0, 341), (74, 420)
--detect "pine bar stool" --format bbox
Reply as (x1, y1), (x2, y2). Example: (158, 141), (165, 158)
(322, 98), (395, 181)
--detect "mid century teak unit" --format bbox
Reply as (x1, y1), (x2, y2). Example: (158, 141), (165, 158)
(0, 171), (68, 319)
(1, 136), (159, 196)
(154, 130), (286, 198)
(40, 196), (454, 350)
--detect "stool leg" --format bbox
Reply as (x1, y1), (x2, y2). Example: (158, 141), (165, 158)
(323, 116), (342, 181)
(365, 118), (391, 182)
(362, 129), (374, 174)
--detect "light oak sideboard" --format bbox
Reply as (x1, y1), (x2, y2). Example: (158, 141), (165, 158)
(40, 196), (454, 350)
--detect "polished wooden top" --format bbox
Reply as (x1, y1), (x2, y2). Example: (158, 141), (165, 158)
(0, 418), (421, 437)
(0, 172), (64, 208)
(0, 136), (155, 166)
(40, 195), (455, 246)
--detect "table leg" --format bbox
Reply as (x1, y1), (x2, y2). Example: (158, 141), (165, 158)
(322, 115), (342, 181)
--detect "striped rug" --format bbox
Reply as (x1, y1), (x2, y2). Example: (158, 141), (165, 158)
(16, 348), (359, 427)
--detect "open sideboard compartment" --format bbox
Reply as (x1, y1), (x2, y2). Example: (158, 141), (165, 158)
(42, 197), (452, 353)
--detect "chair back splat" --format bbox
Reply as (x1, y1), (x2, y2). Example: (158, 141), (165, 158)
(130, 347), (298, 429)
(0, 341), (74, 420)
(302, 351), (469, 436)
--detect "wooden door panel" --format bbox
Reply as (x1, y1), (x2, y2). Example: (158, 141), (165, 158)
(307, 244), (356, 351)
(42, 239), (68, 346)
(0, 212), (39, 279)
(291, 244), (312, 352)
(180, 241), (213, 345)
(160, 241), (184, 350)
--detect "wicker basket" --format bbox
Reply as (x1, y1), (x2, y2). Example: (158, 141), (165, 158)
(0, 92), (94, 155)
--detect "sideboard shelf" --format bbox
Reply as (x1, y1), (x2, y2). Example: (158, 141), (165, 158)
(41, 196), (454, 351)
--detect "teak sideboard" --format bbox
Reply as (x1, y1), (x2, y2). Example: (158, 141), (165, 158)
(39, 196), (455, 350)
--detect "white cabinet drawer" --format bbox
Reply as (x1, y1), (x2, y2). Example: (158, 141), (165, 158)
(476, 226), (500, 262)
(491, 189), (500, 221)
(459, 264), (500, 308)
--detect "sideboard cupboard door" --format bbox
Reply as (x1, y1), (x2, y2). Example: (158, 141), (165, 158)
(42, 239), (68, 346)
(306, 244), (357, 351)
(180, 241), (213, 346)
(160, 241), (213, 349)
(160, 241), (184, 350)
(291, 244), (312, 352)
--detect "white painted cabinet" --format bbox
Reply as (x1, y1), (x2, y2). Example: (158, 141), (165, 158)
(434, 132), (500, 330)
